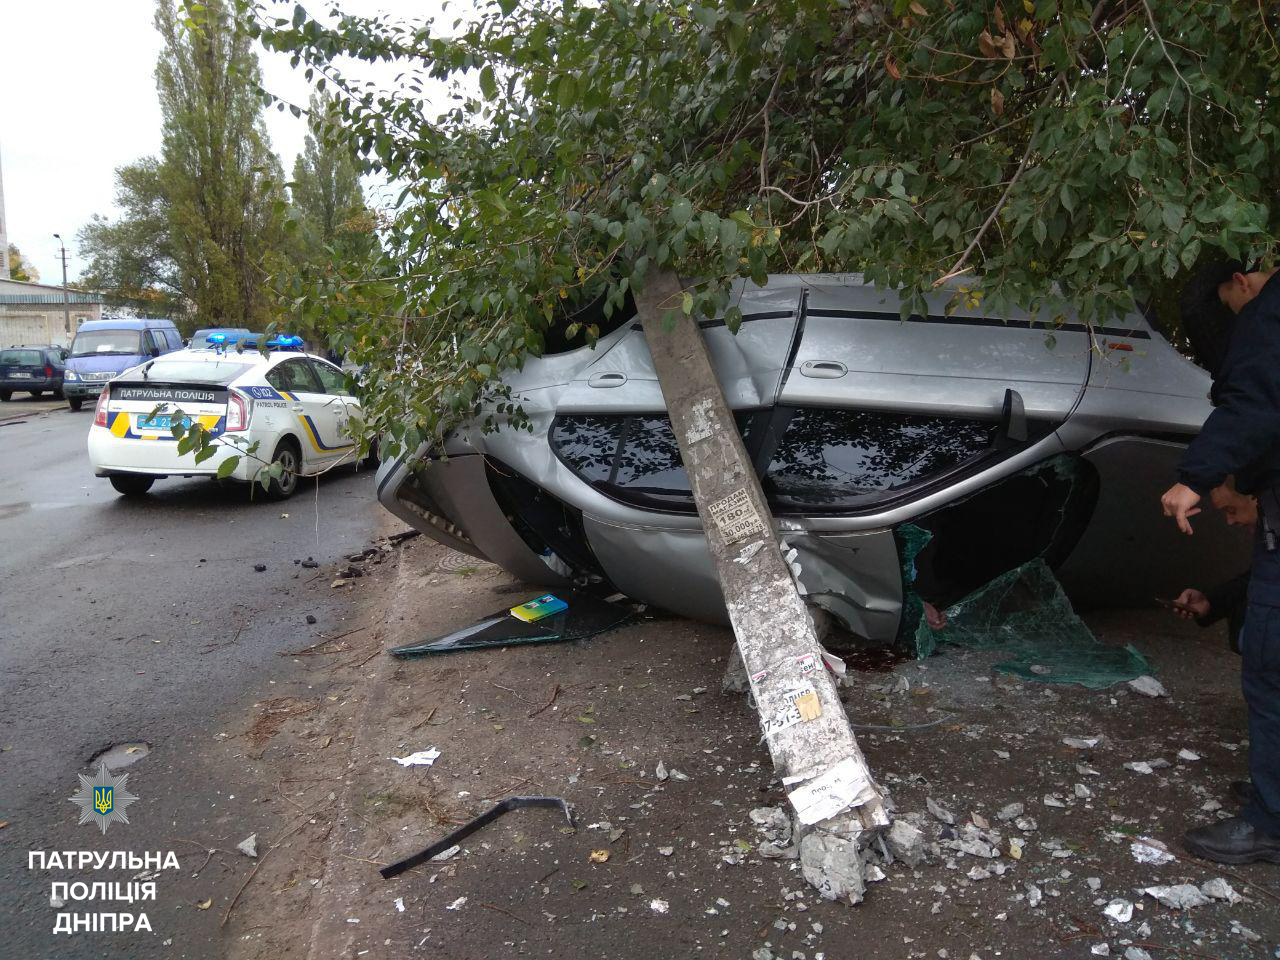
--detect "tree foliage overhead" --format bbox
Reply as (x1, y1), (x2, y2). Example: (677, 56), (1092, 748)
(249, 0), (1280, 458)
(289, 92), (371, 264)
(78, 158), (185, 316)
(156, 0), (286, 326)
(6, 244), (38, 283)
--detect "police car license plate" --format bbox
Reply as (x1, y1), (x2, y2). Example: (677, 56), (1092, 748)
(136, 413), (191, 432)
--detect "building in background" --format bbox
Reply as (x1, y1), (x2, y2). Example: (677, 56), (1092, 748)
(0, 278), (104, 347)
(0, 142), (9, 280)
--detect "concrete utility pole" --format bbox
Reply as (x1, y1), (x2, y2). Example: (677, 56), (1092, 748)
(0, 142), (10, 280)
(53, 234), (70, 333)
(639, 269), (888, 903)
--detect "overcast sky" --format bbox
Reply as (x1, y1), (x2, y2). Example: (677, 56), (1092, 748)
(1, 0), (451, 285)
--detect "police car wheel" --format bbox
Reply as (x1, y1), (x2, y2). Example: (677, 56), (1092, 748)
(266, 441), (300, 500)
(360, 440), (380, 469)
(109, 475), (155, 497)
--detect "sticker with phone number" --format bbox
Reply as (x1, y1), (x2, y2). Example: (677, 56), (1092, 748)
(758, 682), (823, 738)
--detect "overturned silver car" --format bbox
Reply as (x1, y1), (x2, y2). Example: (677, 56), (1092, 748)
(376, 274), (1246, 641)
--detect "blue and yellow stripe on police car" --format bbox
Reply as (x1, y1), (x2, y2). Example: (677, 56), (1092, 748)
(107, 412), (224, 440)
(275, 390), (355, 453)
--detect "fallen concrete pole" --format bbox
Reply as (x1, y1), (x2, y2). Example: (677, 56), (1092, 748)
(638, 270), (888, 901)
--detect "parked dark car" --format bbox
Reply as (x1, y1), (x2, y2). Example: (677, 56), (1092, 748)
(0, 345), (67, 401)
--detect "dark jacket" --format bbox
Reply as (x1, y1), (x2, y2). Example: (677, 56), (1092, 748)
(1197, 570), (1249, 654)
(1178, 272), (1280, 498)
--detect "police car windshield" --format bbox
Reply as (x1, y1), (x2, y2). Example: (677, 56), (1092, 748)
(140, 359), (254, 385)
(71, 330), (142, 357)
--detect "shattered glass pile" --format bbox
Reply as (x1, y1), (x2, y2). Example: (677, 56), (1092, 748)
(900, 525), (1152, 689)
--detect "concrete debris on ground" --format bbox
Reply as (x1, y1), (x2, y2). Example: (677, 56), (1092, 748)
(236, 834), (258, 858)
(1122, 759), (1171, 775)
(1126, 675), (1168, 698)
(1142, 884), (1210, 910)
(884, 818), (926, 867)
(1129, 838), (1174, 865)
(926, 797), (956, 825)
(798, 831), (866, 905)
(1103, 899), (1134, 923)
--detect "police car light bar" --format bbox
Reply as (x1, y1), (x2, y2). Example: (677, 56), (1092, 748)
(265, 335), (305, 351)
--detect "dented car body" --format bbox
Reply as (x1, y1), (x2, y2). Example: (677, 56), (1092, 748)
(376, 274), (1248, 641)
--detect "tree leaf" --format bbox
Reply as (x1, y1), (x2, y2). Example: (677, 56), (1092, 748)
(479, 65), (498, 101)
(217, 455), (241, 479)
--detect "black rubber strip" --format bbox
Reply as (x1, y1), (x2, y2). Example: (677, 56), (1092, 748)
(804, 308), (1151, 339)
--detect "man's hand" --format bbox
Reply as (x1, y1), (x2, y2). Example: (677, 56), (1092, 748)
(1174, 588), (1211, 620)
(1161, 482), (1202, 535)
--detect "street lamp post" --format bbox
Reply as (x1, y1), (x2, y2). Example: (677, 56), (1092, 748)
(52, 233), (70, 335)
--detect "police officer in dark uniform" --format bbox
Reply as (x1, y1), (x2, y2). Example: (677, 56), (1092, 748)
(1162, 261), (1280, 865)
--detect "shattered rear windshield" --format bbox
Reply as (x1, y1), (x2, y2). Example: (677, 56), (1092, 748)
(135, 359), (255, 385)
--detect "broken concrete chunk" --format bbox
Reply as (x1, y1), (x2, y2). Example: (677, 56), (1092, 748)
(1200, 878), (1240, 903)
(1073, 783), (1093, 799)
(966, 865), (990, 881)
(1142, 884), (1209, 910)
(1123, 949), (1153, 960)
(1086, 877), (1102, 892)
(758, 841), (800, 860)
(799, 831), (865, 905)
(1231, 920), (1261, 942)
(1123, 759), (1170, 775)
(236, 834), (258, 858)
(1013, 816), (1038, 833)
(1043, 794), (1067, 808)
(1127, 675), (1168, 698)
(721, 645), (750, 694)
(1177, 748), (1201, 762)
(1025, 883), (1043, 908)
(750, 806), (794, 847)
(655, 761), (669, 782)
(996, 802), (1024, 822)
(1063, 736), (1101, 750)
(885, 819), (926, 868)
(926, 797), (956, 825)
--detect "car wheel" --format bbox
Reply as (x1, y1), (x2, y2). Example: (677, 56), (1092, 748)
(0, 390), (10, 402)
(360, 439), (380, 470)
(264, 440), (301, 501)
(109, 475), (155, 497)
(67, 397), (82, 412)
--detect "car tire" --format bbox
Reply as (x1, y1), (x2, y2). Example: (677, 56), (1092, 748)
(264, 440), (301, 501)
(109, 475), (155, 497)
(0, 390), (10, 402)
(67, 398), (82, 412)
(360, 440), (380, 470)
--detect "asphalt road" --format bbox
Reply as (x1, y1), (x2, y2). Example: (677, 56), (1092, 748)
(0, 400), (384, 958)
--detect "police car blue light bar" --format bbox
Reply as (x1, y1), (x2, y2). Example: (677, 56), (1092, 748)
(265, 334), (305, 350)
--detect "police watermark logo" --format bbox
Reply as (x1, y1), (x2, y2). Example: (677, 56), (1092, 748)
(69, 762), (138, 835)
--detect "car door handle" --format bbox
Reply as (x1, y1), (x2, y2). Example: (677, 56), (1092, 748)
(800, 360), (847, 379)
(291, 404), (304, 413)
(588, 372), (627, 388)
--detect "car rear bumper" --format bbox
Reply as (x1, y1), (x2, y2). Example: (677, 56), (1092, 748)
(88, 425), (254, 481)
(1, 377), (60, 392)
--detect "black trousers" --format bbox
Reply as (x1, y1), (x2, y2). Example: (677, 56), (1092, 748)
(1240, 598), (1280, 834)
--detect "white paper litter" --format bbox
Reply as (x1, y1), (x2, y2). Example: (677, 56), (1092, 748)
(1130, 838), (1174, 865)
(392, 748), (441, 767)
(394, 897), (405, 913)
(1103, 899), (1133, 923)
(649, 899), (669, 914)
(787, 757), (878, 825)
(446, 897), (467, 911)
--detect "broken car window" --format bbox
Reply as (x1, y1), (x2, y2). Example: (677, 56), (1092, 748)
(763, 408), (997, 511)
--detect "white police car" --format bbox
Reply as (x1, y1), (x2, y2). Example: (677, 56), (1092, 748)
(87, 336), (369, 499)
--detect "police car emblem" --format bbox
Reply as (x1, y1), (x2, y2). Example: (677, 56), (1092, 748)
(69, 762), (138, 835)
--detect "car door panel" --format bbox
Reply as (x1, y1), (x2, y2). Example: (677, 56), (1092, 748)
(556, 283), (803, 413)
(267, 359), (350, 467)
(780, 282), (1093, 421)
